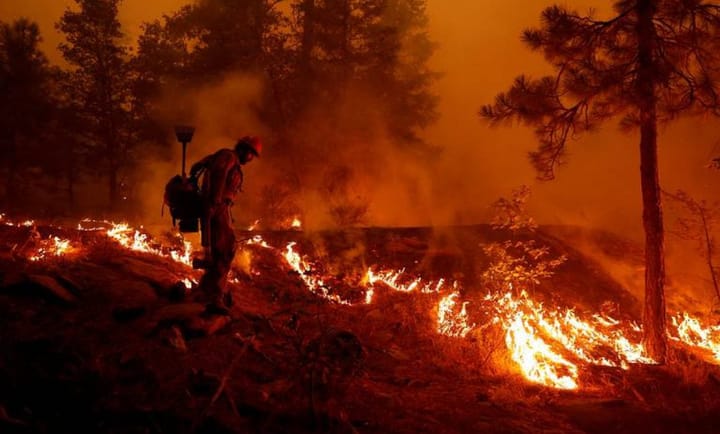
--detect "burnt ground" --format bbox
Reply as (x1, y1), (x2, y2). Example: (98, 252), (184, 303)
(0, 223), (719, 433)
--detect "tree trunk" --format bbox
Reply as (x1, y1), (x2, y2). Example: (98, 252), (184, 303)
(109, 165), (118, 208)
(699, 209), (720, 302)
(298, 0), (316, 113)
(636, 0), (667, 363)
(65, 155), (75, 210)
(300, 0), (315, 76)
(5, 133), (18, 208)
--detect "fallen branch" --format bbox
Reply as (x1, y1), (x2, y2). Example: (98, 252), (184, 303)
(191, 336), (254, 432)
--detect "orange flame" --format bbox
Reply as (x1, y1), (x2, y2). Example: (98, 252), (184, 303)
(106, 223), (193, 267)
(366, 268), (447, 294)
(437, 292), (474, 338)
(283, 242), (352, 305)
(247, 219), (261, 231)
(671, 313), (720, 362)
(8, 213), (720, 392)
(29, 236), (77, 261)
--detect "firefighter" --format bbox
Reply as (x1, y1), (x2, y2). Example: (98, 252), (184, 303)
(189, 136), (261, 314)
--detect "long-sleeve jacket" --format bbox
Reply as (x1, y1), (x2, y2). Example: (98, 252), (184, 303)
(190, 149), (243, 208)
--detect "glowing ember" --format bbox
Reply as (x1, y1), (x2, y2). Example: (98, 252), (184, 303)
(29, 236), (77, 261)
(77, 218), (112, 231)
(291, 218), (302, 229)
(364, 286), (375, 304)
(671, 313), (720, 362)
(246, 235), (271, 248)
(437, 292), (474, 338)
(247, 219), (261, 231)
(170, 241), (193, 266)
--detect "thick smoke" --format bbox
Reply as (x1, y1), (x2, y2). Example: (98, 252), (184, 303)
(4, 0), (720, 304)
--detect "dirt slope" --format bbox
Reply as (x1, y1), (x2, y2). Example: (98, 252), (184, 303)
(0, 222), (718, 433)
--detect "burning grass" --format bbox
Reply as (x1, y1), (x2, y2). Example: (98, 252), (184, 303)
(2, 213), (720, 394)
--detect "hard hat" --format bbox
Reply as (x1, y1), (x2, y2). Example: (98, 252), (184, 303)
(235, 136), (262, 157)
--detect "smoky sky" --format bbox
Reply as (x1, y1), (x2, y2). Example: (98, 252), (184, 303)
(2, 0), (719, 235)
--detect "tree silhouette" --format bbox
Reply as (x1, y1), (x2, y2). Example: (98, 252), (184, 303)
(481, 0), (720, 362)
(57, 0), (133, 210)
(0, 19), (53, 208)
(135, 0), (438, 227)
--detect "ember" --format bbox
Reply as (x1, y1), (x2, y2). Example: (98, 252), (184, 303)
(29, 236), (77, 261)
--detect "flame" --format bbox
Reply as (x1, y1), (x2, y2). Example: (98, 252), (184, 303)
(7, 212), (720, 392)
(366, 268), (447, 294)
(437, 292), (474, 338)
(170, 241), (193, 266)
(671, 313), (720, 362)
(486, 290), (658, 389)
(105, 223), (193, 267)
(282, 242), (352, 305)
(247, 219), (260, 231)
(291, 218), (302, 229)
(504, 311), (579, 390)
(364, 286), (375, 304)
(29, 236), (77, 261)
(246, 234), (271, 248)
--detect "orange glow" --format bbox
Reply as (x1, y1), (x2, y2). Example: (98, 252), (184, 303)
(437, 292), (474, 338)
(247, 219), (260, 231)
(366, 268), (447, 294)
(282, 242), (352, 305)
(671, 313), (720, 362)
(29, 236), (77, 261)
(105, 223), (194, 267)
(5, 213), (720, 391)
(245, 234), (271, 248)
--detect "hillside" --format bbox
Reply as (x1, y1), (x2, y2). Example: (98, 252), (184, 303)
(0, 217), (719, 433)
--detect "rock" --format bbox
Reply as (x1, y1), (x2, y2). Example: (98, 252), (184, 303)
(112, 305), (147, 323)
(167, 280), (191, 301)
(184, 314), (231, 337)
(26, 274), (77, 304)
(0, 270), (24, 289)
(153, 302), (205, 323)
(105, 279), (158, 304)
(162, 325), (187, 352)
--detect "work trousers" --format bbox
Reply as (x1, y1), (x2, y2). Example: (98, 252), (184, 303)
(199, 203), (236, 301)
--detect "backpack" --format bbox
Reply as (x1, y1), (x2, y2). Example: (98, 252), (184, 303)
(163, 175), (202, 233)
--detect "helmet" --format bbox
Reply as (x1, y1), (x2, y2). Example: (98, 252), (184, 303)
(235, 136), (262, 157)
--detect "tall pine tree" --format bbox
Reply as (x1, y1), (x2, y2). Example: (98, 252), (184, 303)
(0, 19), (53, 208)
(482, 0), (720, 362)
(58, 0), (133, 209)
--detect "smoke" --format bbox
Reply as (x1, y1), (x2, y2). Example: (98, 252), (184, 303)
(6, 0), (720, 300)
(134, 73), (269, 225)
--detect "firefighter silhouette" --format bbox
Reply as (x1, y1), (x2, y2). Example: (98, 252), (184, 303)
(189, 136), (261, 314)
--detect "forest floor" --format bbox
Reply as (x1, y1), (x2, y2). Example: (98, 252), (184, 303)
(0, 219), (719, 433)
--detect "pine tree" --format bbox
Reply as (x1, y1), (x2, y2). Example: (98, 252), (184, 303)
(57, 0), (133, 209)
(481, 0), (720, 363)
(0, 19), (53, 208)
